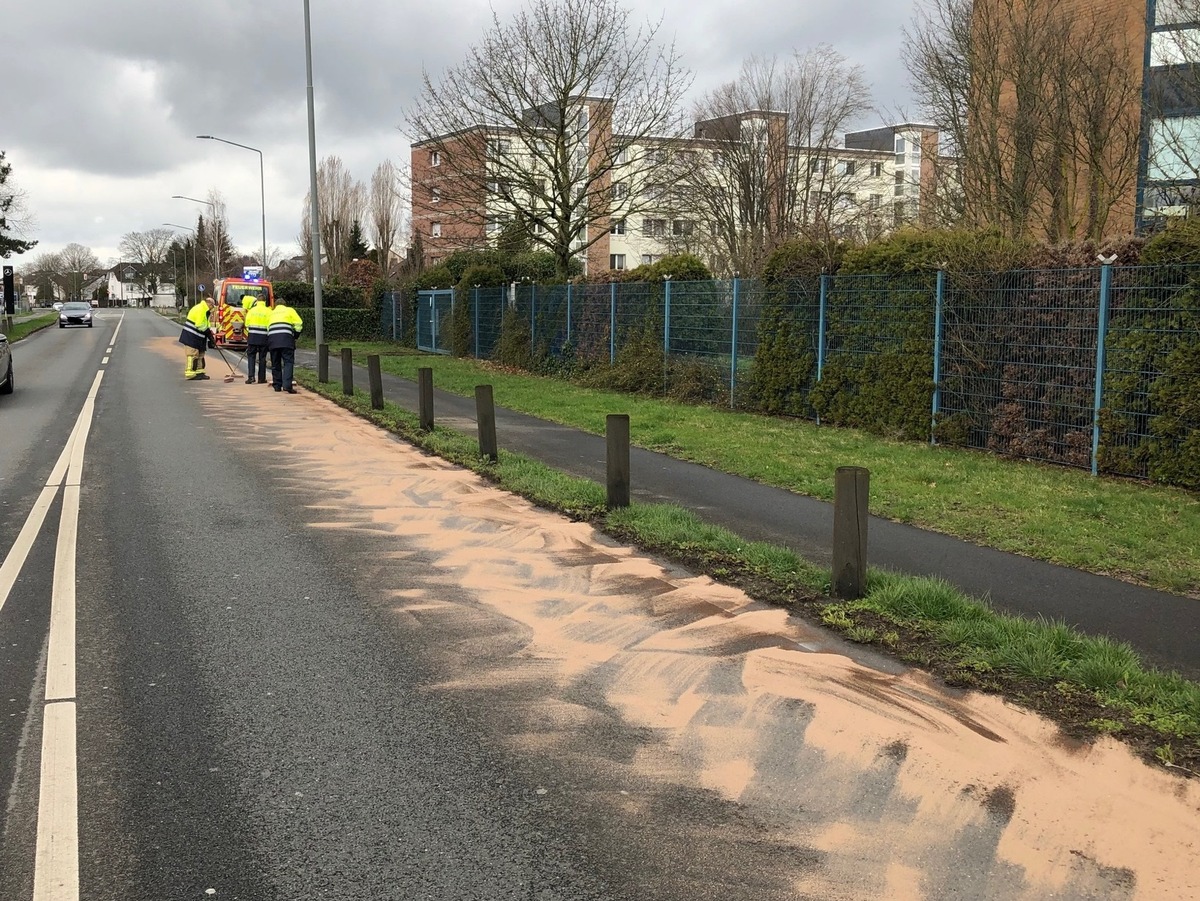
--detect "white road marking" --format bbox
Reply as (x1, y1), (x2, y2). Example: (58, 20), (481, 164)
(30, 366), (104, 900)
(0, 369), (101, 617)
(101, 357), (109, 365)
(32, 703), (79, 901)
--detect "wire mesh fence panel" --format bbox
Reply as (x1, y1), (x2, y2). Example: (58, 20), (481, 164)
(939, 268), (1100, 468)
(665, 279), (735, 404)
(571, 283), (619, 363)
(1100, 265), (1200, 485)
(820, 273), (936, 440)
(473, 287), (507, 360)
(733, 276), (822, 413)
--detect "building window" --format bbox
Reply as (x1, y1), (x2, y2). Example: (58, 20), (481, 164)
(871, 162), (883, 178)
(610, 182), (629, 201)
(809, 158), (828, 174)
(641, 254), (660, 265)
(486, 180), (500, 194)
(869, 194), (883, 210)
(712, 150), (724, 165)
(486, 215), (509, 236)
(490, 139), (511, 155)
(614, 147), (629, 165)
(894, 170), (905, 197)
(610, 254), (626, 270)
(430, 150), (441, 168)
(672, 219), (693, 236)
(643, 218), (666, 237)
(842, 160), (857, 176)
(651, 148), (667, 164)
(578, 107), (590, 132)
(431, 187), (441, 204)
(431, 222), (442, 238)
(610, 218), (626, 235)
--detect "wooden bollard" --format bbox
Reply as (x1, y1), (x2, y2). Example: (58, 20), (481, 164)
(317, 343), (329, 383)
(606, 414), (631, 509)
(367, 354), (384, 410)
(832, 466), (870, 599)
(341, 348), (354, 396)
(475, 385), (498, 462)
(418, 367), (434, 431)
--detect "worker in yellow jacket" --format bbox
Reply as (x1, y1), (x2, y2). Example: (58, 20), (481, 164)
(243, 298), (271, 384)
(178, 297), (215, 380)
(267, 302), (304, 393)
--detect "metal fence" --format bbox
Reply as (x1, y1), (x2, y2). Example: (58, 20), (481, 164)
(394, 264), (1200, 482)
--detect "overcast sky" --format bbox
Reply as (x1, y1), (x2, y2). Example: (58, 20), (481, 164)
(2, 0), (919, 272)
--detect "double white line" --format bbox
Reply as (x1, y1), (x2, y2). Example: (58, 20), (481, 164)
(0, 317), (119, 900)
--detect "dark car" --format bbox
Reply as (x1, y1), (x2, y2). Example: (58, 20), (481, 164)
(0, 331), (12, 395)
(59, 301), (94, 328)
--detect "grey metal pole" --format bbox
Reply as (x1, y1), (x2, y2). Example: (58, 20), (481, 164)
(304, 0), (325, 348)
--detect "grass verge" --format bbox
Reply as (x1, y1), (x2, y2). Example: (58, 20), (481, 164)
(5, 313), (59, 341)
(295, 366), (1200, 776)
(307, 343), (1200, 596)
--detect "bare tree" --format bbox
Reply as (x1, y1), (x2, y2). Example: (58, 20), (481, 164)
(369, 160), (404, 276)
(679, 48), (874, 274)
(300, 156), (367, 279)
(119, 227), (175, 296)
(405, 0), (693, 278)
(904, 0), (1143, 240)
(54, 243), (102, 300)
(0, 151), (36, 257)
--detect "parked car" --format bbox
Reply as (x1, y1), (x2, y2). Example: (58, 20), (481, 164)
(0, 331), (12, 395)
(53, 302), (64, 312)
(59, 302), (94, 328)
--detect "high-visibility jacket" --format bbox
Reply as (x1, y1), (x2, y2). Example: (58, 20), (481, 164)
(179, 300), (213, 351)
(267, 303), (304, 350)
(245, 300), (271, 346)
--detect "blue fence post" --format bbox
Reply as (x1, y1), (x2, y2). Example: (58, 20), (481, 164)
(566, 282), (573, 344)
(530, 283), (537, 356)
(931, 269), (945, 446)
(610, 281), (617, 365)
(817, 273), (828, 381)
(390, 292), (397, 340)
(1091, 261), (1115, 476)
(473, 286), (480, 359)
(663, 277), (672, 357)
(729, 277), (740, 408)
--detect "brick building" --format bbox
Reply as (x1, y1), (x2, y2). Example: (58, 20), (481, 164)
(410, 96), (943, 275)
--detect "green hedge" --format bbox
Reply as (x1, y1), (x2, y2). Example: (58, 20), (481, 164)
(273, 281), (366, 308)
(289, 307), (382, 342)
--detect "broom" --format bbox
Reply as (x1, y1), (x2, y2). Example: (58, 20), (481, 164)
(211, 343), (240, 383)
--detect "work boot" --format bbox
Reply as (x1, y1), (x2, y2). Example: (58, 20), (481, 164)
(196, 372), (211, 380)
(245, 378), (255, 384)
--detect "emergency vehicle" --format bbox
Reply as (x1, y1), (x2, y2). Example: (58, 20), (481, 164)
(212, 266), (274, 349)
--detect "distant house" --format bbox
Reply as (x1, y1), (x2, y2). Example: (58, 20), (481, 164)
(105, 263), (177, 309)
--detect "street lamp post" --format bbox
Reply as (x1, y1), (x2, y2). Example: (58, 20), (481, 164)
(304, 0), (325, 347)
(172, 195), (222, 286)
(197, 135), (267, 276)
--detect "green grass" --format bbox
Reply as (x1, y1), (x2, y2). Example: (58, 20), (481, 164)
(4, 313), (59, 341)
(295, 367), (1200, 767)
(314, 343), (1200, 596)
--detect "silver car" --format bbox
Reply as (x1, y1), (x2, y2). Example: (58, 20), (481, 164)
(59, 301), (94, 328)
(0, 331), (12, 395)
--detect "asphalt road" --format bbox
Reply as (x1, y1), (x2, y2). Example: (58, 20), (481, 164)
(297, 349), (1200, 680)
(0, 312), (808, 899)
(1, 313), (1193, 901)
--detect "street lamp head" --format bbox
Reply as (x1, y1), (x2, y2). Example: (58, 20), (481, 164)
(197, 134), (214, 139)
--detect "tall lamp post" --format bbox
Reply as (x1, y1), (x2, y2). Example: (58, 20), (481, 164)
(197, 135), (267, 276)
(164, 223), (198, 306)
(304, 0), (324, 346)
(172, 194), (222, 286)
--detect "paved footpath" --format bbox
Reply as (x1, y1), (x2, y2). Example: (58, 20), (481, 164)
(297, 350), (1200, 680)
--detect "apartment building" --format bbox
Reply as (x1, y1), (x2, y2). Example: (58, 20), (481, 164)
(410, 98), (940, 275)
